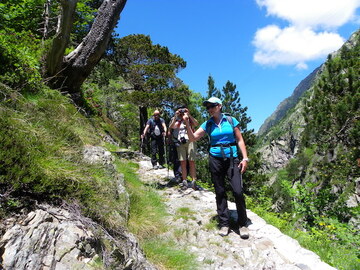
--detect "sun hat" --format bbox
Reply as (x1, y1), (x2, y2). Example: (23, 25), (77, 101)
(202, 97), (222, 106)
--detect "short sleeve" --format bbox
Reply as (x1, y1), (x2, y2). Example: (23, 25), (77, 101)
(200, 121), (208, 133)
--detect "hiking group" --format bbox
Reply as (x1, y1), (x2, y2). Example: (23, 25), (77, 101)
(141, 97), (250, 239)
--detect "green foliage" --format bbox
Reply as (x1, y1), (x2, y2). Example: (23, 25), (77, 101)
(196, 157), (213, 190)
(111, 34), (188, 109)
(252, 32), (360, 270)
(81, 83), (104, 115)
(206, 75), (221, 99)
(72, 0), (99, 45)
(0, 30), (42, 91)
(0, 86), (128, 232)
(302, 33), (360, 151)
(249, 205), (360, 270)
(0, 0), (45, 37)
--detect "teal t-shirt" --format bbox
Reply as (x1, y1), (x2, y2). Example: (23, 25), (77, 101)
(200, 114), (239, 158)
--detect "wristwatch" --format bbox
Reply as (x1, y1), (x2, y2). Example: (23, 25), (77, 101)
(242, 158), (249, 162)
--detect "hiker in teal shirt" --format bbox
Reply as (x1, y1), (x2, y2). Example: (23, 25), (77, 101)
(201, 115), (239, 159)
(183, 97), (250, 239)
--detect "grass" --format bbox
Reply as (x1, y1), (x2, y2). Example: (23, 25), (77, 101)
(175, 207), (196, 221)
(142, 238), (199, 270)
(204, 219), (217, 231)
(0, 85), (200, 269)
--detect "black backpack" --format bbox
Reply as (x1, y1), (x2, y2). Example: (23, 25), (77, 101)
(148, 118), (164, 138)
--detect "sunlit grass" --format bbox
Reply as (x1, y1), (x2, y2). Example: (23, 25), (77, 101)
(142, 238), (199, 270)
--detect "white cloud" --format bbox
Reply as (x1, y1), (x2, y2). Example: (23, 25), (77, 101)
(296, 62), (308, 70)
(256, 0), (360, 28)
(253, 26), (345, 67)
(253, 0), (360, 68)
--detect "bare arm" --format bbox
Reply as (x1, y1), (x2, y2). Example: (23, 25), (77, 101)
(183, 113), (206, 142)
(188, 114), (199, 127)
(162, 121), (167, 137)
(234, 127), (249, 173)
(169, 117), (177, 129)
(141, 124), (150, 139)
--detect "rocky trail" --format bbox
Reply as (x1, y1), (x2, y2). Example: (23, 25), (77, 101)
(137, 158), (336, 270)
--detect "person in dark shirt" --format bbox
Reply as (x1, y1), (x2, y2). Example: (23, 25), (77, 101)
(141, 110), (167, 169)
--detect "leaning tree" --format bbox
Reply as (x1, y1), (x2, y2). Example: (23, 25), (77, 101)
(43, 0), (127, 94)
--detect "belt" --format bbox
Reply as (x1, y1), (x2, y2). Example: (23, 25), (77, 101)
(210, 142), (237, 170)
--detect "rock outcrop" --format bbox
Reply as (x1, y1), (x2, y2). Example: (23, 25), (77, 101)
(0, 146), (155, 270)
(0, 204), (153, 270)
(257, 101), (306, 172)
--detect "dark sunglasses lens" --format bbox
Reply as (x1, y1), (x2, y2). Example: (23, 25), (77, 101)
(206, 104), (217, 110)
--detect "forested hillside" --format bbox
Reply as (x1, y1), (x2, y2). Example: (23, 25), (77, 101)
(254, 29), (360, 269)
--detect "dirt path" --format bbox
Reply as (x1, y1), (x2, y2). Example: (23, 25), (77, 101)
(137, 158), (336, 270)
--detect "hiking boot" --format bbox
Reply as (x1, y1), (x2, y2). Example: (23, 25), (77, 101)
(219, 226), (229, 237)
(190, 180), (197, 190)
(153, 165), (159, 170)
(181, 180), (188, 190)
(158, 165), (165, 169)
(239, 226), (249, 239)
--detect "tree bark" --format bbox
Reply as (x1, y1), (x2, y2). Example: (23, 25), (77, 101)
(44, 0), (78, 77)
(139, 105), (148, 136)
(46, 0), (127, 93)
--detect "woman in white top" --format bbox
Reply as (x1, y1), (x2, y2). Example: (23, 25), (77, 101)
(169, 106), (198, 189)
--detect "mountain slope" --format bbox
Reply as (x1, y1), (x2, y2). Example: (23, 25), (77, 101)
(258, 66), (320, 136)
(254, 29), (360, 269)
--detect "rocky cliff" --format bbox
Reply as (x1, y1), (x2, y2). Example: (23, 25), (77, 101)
(0, 146), (155, 270)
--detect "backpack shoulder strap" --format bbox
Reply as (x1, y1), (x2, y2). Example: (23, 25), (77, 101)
(148, 118), (154, 127)
(225, 115), (234, 130)
(205, 119), (212, 135)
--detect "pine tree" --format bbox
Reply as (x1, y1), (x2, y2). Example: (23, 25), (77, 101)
(206, 75), (221, 98)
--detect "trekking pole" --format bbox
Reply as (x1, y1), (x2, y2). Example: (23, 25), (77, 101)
(140, 137), (144, 154)
(164, 136), (169, 179)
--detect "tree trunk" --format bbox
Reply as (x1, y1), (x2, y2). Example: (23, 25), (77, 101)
(44, 0), (78, 77)
(139, 105), (148, 135)
(139, 105), (149, 154)
(46, 0), (127, 93)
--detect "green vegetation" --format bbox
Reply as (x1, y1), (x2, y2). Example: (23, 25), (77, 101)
(142, 238), (199, 270)
(249, 30), (360, 270)
(175, 207), (197, 221)
(248, 197), (360, 270)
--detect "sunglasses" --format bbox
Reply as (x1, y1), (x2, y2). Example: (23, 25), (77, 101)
(206, 103), (218, 110)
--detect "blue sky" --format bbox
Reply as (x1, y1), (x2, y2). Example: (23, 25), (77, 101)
(116, 0), (360, 132)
